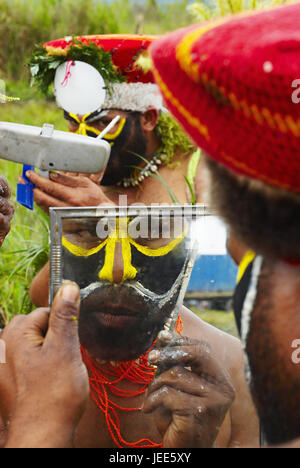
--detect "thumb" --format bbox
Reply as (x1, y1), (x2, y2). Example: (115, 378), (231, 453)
(89, 171), (104, 184)
(45, 281), (81, 352)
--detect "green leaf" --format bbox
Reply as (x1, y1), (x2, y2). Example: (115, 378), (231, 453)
(184, 176), (196, 205)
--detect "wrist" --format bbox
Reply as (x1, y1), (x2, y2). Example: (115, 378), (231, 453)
(5, 403), (78, 448)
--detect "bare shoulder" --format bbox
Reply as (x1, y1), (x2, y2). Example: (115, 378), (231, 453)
(180, 306), (244, 373)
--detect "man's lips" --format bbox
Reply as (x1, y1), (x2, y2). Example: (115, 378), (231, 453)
(83, 304), (140, 329)
(96, 311), (139, 329)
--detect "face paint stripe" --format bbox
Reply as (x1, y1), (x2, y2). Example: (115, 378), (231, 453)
(237, 250), (256, 283)
(68, 112), (102, 137)
(99, 220), (137, 283)
(240, 255), (263, 386)
(102, 118), (126, 141)
(129, 233), (185, 257)
(121, 237), (138, 281)
(68, 113), (81, 124)
(98, 235), (116, 282)
(62, 236), (107, 257)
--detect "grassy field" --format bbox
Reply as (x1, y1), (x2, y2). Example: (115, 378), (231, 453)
(0, 0), (192, 82)
(191, 308), (238, 337)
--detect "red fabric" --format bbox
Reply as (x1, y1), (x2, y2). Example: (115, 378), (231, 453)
(44, 34), (159, 84)
(149, 4), (300, 193)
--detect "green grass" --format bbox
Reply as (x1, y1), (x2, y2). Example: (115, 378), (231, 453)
(0, 0), (192, 83)
(0, 161), (49, 326)
(0, 96), (66, 326)
(192, 308), (239, 337)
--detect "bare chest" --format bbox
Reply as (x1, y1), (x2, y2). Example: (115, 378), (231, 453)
(73, 392), (232, 448)
(74, 393), (162, 448)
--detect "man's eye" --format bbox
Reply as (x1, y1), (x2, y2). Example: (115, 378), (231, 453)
(99, 120), (111, 127)
(77, 230), (97, 239)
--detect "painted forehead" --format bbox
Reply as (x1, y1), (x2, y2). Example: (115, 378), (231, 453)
(61, 215), (191, 293)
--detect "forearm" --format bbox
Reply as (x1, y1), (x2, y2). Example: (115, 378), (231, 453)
(30, 261), (50, 307)
(5, 406), (76, 448)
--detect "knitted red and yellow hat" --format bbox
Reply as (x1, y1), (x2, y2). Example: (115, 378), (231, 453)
(31, 34), (163, 115)
(149, 3), (300, 193)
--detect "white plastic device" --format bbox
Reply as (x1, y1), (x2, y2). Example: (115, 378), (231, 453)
(0, 122), (111, 173)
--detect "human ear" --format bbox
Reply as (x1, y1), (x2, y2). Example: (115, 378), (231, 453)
(140, 107), (159, 132)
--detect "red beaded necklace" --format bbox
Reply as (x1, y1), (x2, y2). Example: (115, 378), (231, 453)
(81, 315), (183, 448)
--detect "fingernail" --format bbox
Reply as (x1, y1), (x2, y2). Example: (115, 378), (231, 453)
(148, 350), (160, 363)
(61, 282), (80, 303)
(158, 330), (172, 342)
(25, 171), (31, 178)
(50, 172), (58, 179)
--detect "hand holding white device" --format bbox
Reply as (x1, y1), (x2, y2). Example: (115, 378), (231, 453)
(0, 121), (112, 209)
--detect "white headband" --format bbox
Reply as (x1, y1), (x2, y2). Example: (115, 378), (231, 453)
(102, 82), (163, 113)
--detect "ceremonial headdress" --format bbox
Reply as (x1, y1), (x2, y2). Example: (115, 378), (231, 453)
(30, 34), (163, 116)
(149, 3), (300, 193)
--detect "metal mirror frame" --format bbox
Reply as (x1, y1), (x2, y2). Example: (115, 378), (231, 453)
(49, 204), (212, 311)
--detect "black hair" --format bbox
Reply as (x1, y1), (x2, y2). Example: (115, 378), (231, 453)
(204, 156), (300, 261)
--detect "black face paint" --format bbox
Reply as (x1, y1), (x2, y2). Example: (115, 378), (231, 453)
(101, 113), (147, 186)
(62, 217), (192, 362)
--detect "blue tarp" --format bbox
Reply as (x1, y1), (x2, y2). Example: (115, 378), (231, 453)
(188, 255), (238, 293)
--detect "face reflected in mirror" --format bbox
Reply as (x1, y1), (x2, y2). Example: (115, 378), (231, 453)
(62, 214), (194, 362)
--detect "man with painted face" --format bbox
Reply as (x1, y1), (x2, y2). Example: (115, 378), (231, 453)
(61, 212), (195, 362)
(19, 35), (260, 448)
(149, 2), (300, 447)
(28, 35), (198, 306)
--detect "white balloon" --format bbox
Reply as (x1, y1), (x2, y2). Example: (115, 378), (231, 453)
(54, 61), (106, 115)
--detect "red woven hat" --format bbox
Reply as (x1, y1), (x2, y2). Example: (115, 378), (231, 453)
(44, 34), (157, 84)
(149, 4), (300, 193)
(32, 34), (163, 115)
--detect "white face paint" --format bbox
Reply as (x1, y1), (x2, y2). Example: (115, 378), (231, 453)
(54, 60), (106, 115)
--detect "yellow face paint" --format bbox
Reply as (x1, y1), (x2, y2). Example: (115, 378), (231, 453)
(101, 118), (126, 141)
(69, 113), (102, 137)
(69, 113), (126, 145)
(62, 218), (186, 284)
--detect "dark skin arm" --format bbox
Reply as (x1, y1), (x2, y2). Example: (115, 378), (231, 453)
(0, 177), (14, 247)
(30, 261), (50, 307)
(144, 330), (236, 448)
(0, 282), (89, 448)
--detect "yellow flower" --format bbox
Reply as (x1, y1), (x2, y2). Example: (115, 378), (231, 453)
(0, 93), (20, 103)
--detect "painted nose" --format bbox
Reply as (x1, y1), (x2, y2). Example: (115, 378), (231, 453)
(98, 236), (138, 284)
(112, 241), (124, 284)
